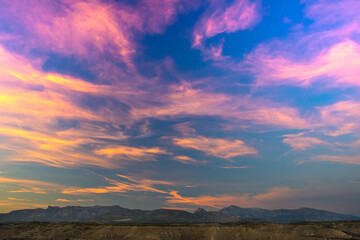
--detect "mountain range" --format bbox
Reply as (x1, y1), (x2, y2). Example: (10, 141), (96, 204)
(0, 205), (358, 223)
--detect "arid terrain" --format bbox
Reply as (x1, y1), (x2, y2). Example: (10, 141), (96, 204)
(0, 221), (359, 240)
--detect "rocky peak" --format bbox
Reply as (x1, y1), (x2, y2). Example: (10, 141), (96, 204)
(194, 208), (207, 215)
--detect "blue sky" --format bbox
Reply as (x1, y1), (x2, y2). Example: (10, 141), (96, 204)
(0, 0), (359, 215)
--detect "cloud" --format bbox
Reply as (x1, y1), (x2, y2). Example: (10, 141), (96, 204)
(8, 198), (27, 201)
(0, 0), (200, 69)
(56, 199), (93, 202)
(318, 100), (360, 136)
(0, 176), (60, 187)
(134, 82), (313, 129)
(247, 40), (360, 87)
(8, 188), (47, 194)
(304, 155), (360, 165)
(0, 45), (143, 168)
(0, 43), (315, 171)
(0, 38), (316, 171)
(166, 187), (299, 209)
(0, 0), (135, 67)
(62, 174), (174, 195)
(237, 0), (360, 88)
(0, 201), (49, 213)
(0, 176), (63, 194)
(305, 0), (360, 27)
(193, 0), (261, 47)
(173, 136), (257, 159)
(94, 146), (170, 161)
(220, 166), (250, 169)
(282, 132), (330, 150)
(173, 156), (197, 164)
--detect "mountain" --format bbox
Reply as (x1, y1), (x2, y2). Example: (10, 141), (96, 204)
(0, 205), (128, 222)
(219, 205), (360, 223)
(0, 205), (358, 223)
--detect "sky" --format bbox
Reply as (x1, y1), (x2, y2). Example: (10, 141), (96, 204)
(0, 0), (359, 215)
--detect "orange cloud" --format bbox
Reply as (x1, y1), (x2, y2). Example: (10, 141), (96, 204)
(0, 201), (49, 213)
(8, 188), (47, 194)
(173, 156), (197, 164)
(173, 136), (257, 159)
(0, 176), (60, 187)
(0, 45), (131, 168)
(0, 42), (314, 171)
(62, 174), (174, 195)
(56, 199), (93, 202)
(8, 198), (27, 201)
(94, 146), (170, 161)
(0, 176), (63, 194)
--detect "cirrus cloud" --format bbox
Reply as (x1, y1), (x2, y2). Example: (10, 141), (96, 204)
(173, 136), (257, 159)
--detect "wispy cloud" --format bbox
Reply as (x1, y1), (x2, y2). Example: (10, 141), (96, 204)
(173, 136), (257, 159)
(62, 174), (174, 195)
(173, 155), (207, 165)
(282, 132), (330, 150)
(193, 0), (261, 47)
(56, 199), (93, 202)
(94, 146), (170, 161)
(0, 0), (200, 69)
(247, 40), (360, 87)
(134, 82), (313, 129)
(8, 198), (27, 201)
(220, 166), (250, 169)
(302, 155), (360, 165)
(166, 187), (299, 209)
(0, 176), (63, 194)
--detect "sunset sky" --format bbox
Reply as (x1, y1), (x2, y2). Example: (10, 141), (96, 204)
(0, 0), (359, 215)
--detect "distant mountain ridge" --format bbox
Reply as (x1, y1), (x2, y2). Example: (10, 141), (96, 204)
(0, 205), (358, 223)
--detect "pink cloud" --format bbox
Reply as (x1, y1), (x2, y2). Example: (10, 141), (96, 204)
(165, 187), (299, 209)
(193, 0), (261, 47)
(318, 100), (360, 136)
(1, 1), (136, 66)
(0, 42), (316, 170)
(0, 0), (199, 68)
(247, 40), (360, 87)
(173, 136), (257, 159)
(133, 82), (313, 129)
(303, 155), (360, 165)
(305, 0), (360, 26)
(236, 0), (360, 88)
(138, 0), (201, 34)
(282, 132), (330, 150)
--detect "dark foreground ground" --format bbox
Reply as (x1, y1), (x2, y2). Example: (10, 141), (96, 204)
(0, 221), (359, 240)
